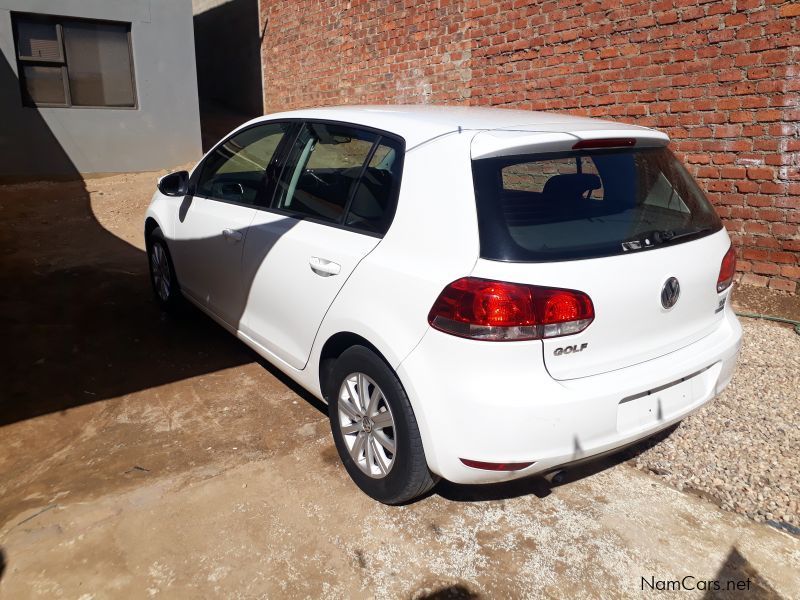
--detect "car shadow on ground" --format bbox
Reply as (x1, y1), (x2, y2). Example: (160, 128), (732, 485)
(435, 424), (679, 502)
(416, 584), (479, 599)
(248, 350), (328, 416)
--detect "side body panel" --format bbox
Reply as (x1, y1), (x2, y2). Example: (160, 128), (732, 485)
(304, 133), (481, 466)
(168, 197), (256, 325)
(240, 211), (381, 370)
(144, 192), (177, 241)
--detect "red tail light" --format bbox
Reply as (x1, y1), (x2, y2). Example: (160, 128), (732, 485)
(427, 277), (594, 341)
(717, 245), (736, 292)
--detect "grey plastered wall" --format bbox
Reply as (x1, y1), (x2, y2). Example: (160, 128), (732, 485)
(0, 0), (202, 177)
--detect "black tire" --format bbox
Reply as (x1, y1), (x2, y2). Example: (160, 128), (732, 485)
(146, 227), (183, 313)
(327, 345), (438, 504)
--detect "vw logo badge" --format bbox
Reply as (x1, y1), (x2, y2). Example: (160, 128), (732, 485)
(661, 277), (681, 309)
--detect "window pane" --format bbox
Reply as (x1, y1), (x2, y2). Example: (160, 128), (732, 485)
(345, 141), (403, 234)
(197, 123), (291, 204)
(502, 157), (577, 193)
(16, 20), (62, 61)
(473, 148), (722, 261)
(63, 21), (134, 107)
(275, 123), (378, 223)
(21, 65), (66, 105)
(502, 156), (604, 199)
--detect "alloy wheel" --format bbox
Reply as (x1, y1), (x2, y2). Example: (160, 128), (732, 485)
(337, 372), (397, 478)
(150, 243), (171, 302)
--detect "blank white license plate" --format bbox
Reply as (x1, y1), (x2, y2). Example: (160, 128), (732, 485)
(617, 377), (694, 434)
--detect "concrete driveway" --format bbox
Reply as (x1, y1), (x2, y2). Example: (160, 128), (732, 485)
(1, 173), (798, 598)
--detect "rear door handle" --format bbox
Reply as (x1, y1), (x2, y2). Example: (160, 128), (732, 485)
(222, 229), (243, 242)
(309, 256), (341, 277)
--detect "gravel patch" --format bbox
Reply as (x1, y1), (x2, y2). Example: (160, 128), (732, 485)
(632, 317), (799, 527)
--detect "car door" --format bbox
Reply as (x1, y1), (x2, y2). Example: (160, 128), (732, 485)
(169, 121), (293, 328)
(240, 122), (404, 369)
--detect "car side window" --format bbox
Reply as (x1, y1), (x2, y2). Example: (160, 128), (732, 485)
(273, 123), (403, 235)
(196, 122), (291, 205)
(273, 123), (378, 223)
(344, 140), (403, 234)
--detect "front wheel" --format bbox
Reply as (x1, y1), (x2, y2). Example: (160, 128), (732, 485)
(147, 227), (182, 313)
(328, 346), (438, 504)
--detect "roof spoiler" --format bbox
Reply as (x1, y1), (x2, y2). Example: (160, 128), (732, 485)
(471, 129), (670, 160)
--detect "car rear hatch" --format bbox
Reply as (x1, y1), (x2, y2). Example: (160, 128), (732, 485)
(470, 128), (733, 380)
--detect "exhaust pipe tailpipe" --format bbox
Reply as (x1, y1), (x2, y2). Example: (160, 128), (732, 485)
(544, 469), (567, 485)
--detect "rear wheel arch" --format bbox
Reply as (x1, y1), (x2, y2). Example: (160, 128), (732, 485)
(319, 332), (391, 402)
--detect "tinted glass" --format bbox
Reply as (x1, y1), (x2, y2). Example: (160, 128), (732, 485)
(63, 21), (134, 107)
(473, 147), (722, 261)
(21, 65), (66, 105)
(274, 123), (378, 223)
(16, 20), (62, 60)
(502, 156), (605, 200)
(345, 141), (403, 234)
(197, 123), (290, 204)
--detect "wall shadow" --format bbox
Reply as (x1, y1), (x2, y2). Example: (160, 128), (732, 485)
(1, 49), (338, 430)
(0, 46), (79, 179)
(193, 0), (263, 118)
(0, 49), (256, 427)
(2, 65), (374, 429)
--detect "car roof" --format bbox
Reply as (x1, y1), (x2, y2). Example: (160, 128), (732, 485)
(249, 105), (664, 149)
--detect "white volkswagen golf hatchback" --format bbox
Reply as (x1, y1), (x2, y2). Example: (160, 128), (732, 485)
(146, 106), (741, 503)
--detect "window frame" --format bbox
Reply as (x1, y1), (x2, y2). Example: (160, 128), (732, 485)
(11, 12), (138, 110)
(190, 121), (300, 210)
(260, 118), (406, 239)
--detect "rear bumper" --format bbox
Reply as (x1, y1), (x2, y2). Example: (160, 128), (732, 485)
(397, 306), (742, 485)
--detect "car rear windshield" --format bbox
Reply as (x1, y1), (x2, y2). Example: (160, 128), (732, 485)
(472, 147), (722, 262)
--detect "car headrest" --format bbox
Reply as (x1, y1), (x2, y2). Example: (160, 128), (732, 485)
(349, 168), (393, 220)
(542, 173), (602, 200)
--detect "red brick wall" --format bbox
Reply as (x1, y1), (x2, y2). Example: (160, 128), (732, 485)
(259, 0), (800, 292)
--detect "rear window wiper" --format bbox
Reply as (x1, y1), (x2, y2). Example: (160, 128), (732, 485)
(661, 227), (714, 243)
(621, 227), (713, 251)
